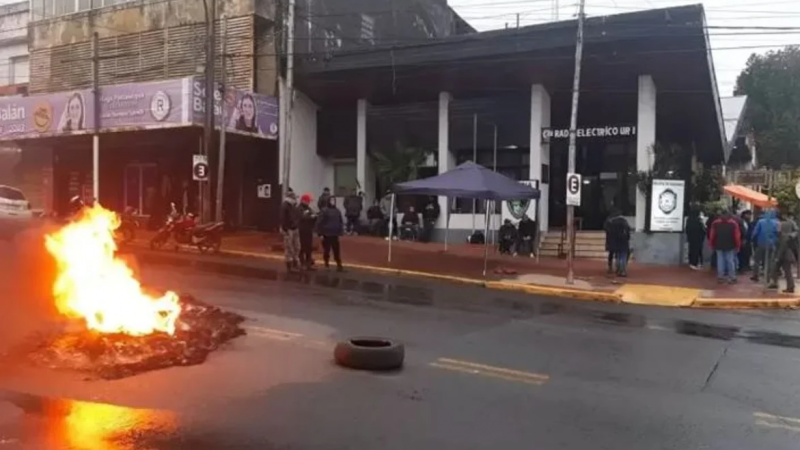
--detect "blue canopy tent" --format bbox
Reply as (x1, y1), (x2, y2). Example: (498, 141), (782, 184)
(388, 162), (540, 276)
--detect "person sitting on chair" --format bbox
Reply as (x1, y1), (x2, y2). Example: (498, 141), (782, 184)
(400, 206), (421, 241)
(366, 199), (384, 236)
(498, 219), (518, 255)
(516, 215), (536, 257)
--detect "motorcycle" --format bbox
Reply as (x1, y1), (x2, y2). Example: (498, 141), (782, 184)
(150, 203), (224, 253)
(114, 207), (139, 246)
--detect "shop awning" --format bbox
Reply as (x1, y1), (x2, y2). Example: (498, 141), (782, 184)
(723, 184), (778, 208)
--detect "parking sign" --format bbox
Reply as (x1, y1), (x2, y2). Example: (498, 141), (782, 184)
(566, 172), (581, 207)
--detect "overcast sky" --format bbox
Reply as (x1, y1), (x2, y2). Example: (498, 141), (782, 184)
(450, 0), (800, 96)
(3, 0), (796, 96)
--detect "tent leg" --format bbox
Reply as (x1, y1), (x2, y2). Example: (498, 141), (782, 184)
(483, 199), (491, 277)
(388, 194), (395, 263)
(444, 197), (452, 252)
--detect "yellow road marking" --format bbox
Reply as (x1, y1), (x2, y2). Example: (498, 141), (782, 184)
(243, 325), (329, 349)
(431, 358), (549, 385)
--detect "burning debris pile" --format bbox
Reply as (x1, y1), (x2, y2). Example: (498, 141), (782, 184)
(24, 204), (246, 379)
(27, 294), (246, 379)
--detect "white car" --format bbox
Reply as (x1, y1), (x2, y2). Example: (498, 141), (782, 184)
(0, 185), (33, 239)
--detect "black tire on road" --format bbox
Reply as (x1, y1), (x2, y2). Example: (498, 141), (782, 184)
(333, 337), (405, 371)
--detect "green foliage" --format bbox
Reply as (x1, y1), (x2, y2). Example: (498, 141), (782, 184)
(735, 46), (800, 168)
(372, 141), (431, 188)
(631, 142), (686, 196)
(691, 167), (725, 205)
(773, 170), (800, 217)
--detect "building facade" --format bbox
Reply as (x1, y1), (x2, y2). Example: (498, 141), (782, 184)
(9, 0), (280, 228)
(288, 5), (731, 265)
(0, 1), (29, 187)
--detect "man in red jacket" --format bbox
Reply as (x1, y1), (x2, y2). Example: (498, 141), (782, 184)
(709, 209), (741, 284)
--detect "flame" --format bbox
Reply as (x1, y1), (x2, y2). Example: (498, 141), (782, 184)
(44, 204), (181, 336)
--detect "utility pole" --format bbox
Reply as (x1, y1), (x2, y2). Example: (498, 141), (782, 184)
(91, 31), (100, 203)
(214, 17), (228, 223)
(516, 13), (520, 28)
(202, 0), (217, 223)
(281, 0), (296, 196)
(565, 0), (585, 285)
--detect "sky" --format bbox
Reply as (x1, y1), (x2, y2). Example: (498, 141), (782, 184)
(449, 0), (800, 96)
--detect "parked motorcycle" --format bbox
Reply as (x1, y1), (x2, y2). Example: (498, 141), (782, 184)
(114, 206), (139, 246)
(150, 203), (224, 253)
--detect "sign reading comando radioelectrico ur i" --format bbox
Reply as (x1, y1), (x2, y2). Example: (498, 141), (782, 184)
(541, 125), (637, 141)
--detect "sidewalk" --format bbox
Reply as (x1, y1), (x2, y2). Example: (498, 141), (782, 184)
(133, 230), (800, 309)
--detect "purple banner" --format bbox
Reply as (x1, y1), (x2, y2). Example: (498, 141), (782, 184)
(190, 77), (279, 140)
(98, 79), (188, 130)
(0, 89), (94, 139)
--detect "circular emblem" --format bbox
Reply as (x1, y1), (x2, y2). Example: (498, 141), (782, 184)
(32, 101), (53, 133)
(507, 199), (531, 220)
(150, 91), (172, 122)
(658, 188), (678, 215)
(269, 122), (278, 135)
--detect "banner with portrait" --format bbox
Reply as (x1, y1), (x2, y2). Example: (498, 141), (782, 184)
(650, 179), (685, 232)
(501, 180), (539, 224)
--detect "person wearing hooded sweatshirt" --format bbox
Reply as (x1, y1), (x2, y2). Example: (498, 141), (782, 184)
(343, 189), (363, 235)
(751, 209), (779, 282)
(297, 193), (317, 270)
(685, 208), (706, 269)
(710, 209), (741, 284)
(316, 195), (345, 271)
(279, 189), (301, 272)
(769, 214), (797, 293)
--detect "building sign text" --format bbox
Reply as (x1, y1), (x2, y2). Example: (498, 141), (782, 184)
(542, 125), (637, 141)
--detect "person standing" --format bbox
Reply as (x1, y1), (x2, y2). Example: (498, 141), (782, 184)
(316, 195), (345, 271)
(516, 215), (536, 257)
(738, 210), (753, 272)
(421, 197), (440, 243)
(751, 209), (779, 282)
(343, 189), (363, 235)
(317, 187), (331, 211)
(606, 209), (631, 277)
(709, 209), (741, 284)
(298, 193), (317, 271)
(685, 208), (706, 270)
(768, 215), (797, 293)
(279, 189), (301, 272)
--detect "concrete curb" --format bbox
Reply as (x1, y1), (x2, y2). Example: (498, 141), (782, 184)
(690, 298), (800, 309)
(133, 245), (798, 309)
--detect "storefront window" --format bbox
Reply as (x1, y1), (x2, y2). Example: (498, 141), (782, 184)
(124, 163), (157, 215)
(453, 149), (527, 214)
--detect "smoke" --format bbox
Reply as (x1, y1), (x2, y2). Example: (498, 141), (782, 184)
(0, 223), (62, 355)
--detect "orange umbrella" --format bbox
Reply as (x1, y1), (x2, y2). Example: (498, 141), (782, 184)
(723, 184), (778, 208)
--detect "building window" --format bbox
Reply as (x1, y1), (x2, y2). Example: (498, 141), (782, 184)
(32, 0), (136, 19)
(124, 163), (158, 215)
(9, 56), (29, 85)
(333, 162), (357, 198)
(360, 14), (375, 44)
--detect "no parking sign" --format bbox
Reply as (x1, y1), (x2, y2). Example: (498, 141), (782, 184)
(566, 172), (581, 207)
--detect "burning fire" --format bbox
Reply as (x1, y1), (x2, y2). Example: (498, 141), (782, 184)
(44, 204), (181, 336)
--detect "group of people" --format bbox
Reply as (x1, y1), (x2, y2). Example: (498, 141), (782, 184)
(497, 216), (539, 257)
(279, 188), (345, 273)
(686, 207), (798, 292)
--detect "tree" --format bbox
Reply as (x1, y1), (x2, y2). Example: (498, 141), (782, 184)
(371, 141), (430, 191)
(734, 46), (800, 168)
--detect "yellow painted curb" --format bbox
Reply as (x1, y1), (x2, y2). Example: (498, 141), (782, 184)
(485, 281), (622, 303)
(691, 298), (800, 309)
(615, 284), (700, 307)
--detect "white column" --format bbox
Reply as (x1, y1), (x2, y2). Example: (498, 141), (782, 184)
(437, 92), (452, 228)
(529, 84), (551, 232)
(636, 75), (656, 231)
(356, 98), (373, 204)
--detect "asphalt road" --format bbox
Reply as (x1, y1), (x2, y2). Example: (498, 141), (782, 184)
(3, 266), (800, 449)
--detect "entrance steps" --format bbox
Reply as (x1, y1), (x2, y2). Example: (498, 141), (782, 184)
(539, 230), (607, 259)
